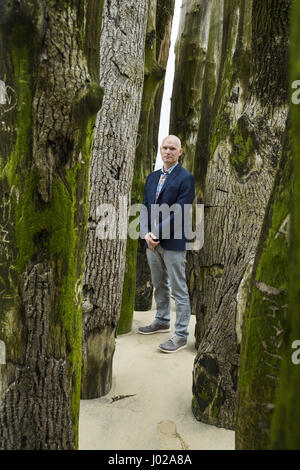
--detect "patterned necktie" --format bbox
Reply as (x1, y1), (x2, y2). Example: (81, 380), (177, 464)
(155, 170), (169, 202)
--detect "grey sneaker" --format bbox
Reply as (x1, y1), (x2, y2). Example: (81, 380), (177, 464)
(138, 320), (171, 335)
(158, 335), (187, 353)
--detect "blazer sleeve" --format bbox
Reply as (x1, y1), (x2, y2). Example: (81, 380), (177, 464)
(176, 173), (195, 206)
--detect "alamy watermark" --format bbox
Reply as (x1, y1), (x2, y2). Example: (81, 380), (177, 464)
(94, 196), (204, 250)
(0, 340), (5, 365)
(291, 80), (300, 104)
(291, 340), (300, 365)
(289, 83), (300, 364)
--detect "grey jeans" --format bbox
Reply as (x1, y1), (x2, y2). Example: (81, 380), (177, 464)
(146, 245), (191, 338)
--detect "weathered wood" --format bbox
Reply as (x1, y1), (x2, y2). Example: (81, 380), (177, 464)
(170, 0), (290, 428)
(235, 127), (291, 449)
(0, 0), (104, 449)
(269, 0), (300, 449)
(134, 239), (153, 311)
(119, 0), (175, 331)
(81, 0), (148, 398)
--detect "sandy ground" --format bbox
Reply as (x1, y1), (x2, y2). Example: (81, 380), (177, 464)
(79, 305), (235, 450)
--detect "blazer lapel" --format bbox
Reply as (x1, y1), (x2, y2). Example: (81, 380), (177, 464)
(151, 171), (162, 204)
(156, 163), (181, 201)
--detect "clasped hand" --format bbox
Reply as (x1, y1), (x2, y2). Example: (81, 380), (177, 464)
(144, 232), (160, 251)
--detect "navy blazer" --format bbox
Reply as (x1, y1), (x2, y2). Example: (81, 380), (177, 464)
(140, 163), (195, 250)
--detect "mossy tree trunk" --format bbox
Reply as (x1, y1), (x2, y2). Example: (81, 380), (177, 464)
(170, 0), (222, 186)
(81, 0), (148, 398)
(170, 0), (290, 429)
(235, 127), (292, 449)
(118, 0), (175, 333)
(269, 0), (300, 450)
(0, 0), (104, 449)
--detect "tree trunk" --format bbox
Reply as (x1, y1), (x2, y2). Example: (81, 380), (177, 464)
(0, 0), (104, 449)
(81, 0), (148, 399)
(170, 0), (290, 429)
(235, 126), (291, 449)
(269, 0), (300, 449)
(118, 0), (175, 333)
(134, 240), (154, 311)
(170, 0), (218, 185)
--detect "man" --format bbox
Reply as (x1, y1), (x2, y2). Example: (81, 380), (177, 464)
(139, 135), (195, 353)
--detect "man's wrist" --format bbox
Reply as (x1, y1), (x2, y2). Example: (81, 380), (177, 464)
(144, 233), (160, 243)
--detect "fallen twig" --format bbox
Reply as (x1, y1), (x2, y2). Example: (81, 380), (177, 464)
(111, 394), (136, 403)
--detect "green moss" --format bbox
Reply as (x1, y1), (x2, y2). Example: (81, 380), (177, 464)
(191, 396), (202, 418)
(0, 2), (102, 450)
(118, 164), (145, 334)
(118, 3), (171, 333)
(195, 388), (209, 403)
(211, 400), (220, 419)
(55, 114), (96, 449)
(269, 0), (300, 450)
(3, 31), (96, 452)
(192, 367), (225, 426)
(236, 130), (292, 449)
(229, 116), (258, 177)
(0, 24), (34, 365)
(209, 112), (231, 158)
(117, 236), (138, 334)
(0, 301), (26, 362)
(72, 80), (103, 126)
(2, 32), (32, 186)
(13, 159), (90, 448)
(14, 168), (79, 273)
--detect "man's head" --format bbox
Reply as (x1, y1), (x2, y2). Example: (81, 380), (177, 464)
(160, 135), (183, 170)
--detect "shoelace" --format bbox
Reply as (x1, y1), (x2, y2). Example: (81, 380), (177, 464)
(170, 335), (178, 343)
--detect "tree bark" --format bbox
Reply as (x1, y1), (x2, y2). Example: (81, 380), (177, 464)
(0, 0), (104, 449)
(134, 239), (154, 311)
(235, 126), (291, 449)
(118, 0), (175, 333)
(81, 0), (148, 399)
(269, 0), (300, 449)
(170, 0), (290, 429)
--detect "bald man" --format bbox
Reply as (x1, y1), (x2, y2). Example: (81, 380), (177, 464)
(139, 135), (195, 353)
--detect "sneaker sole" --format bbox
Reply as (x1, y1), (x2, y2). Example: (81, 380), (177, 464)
(158, 343), (187, 353)
(138, 328), (171, 335)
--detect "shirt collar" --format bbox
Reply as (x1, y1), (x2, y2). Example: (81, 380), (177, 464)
(161, 162), (179, 175)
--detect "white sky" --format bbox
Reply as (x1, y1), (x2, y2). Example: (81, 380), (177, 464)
(155, 0), (182, 170)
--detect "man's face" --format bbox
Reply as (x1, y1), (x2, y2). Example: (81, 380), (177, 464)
(160, 136), (183, 170)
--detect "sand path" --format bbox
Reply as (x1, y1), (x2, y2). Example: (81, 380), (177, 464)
(79, 306), (235, 450)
